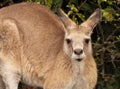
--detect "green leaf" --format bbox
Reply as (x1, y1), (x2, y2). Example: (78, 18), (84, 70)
(45, 0), (53, 8)
(67, 10), (73, 16)
(67, 4), (78, 12)
(116, 35), (120, 41)
(72, 15), (78, 24)
(76, 13), (85, 21)
(102, 7), (116, 22)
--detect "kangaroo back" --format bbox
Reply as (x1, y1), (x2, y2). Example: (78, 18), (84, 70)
(0, 2), (64, 89)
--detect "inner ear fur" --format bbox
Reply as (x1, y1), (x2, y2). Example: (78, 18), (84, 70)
(57, 8), (76, 34)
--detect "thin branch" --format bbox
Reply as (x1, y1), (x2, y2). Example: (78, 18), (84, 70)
(78, 0), (87, 10)
(113, 4), (120, 12)
(98, 24), (105, 43)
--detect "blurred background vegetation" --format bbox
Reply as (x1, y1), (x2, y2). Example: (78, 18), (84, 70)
(0, 0), (120, 89)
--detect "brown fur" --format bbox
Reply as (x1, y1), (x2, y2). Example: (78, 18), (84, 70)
(0, 75), (5, 89)
(0, 2), (100, 89)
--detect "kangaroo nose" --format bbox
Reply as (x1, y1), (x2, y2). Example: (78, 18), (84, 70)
(74, 49), (83, 55)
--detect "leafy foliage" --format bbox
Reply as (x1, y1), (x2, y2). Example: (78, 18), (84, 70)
(0, 0), (120, 89)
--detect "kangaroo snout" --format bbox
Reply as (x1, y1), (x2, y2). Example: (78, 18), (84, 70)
(72, 48), (86, 61)
(74, 49), (83, 55)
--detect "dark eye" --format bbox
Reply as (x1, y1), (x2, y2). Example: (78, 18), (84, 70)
(85, 39), (90, 44)
(66, 39), (71, 44)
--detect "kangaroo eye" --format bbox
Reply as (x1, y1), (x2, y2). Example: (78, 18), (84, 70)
(85, 39), (90, 44)
(66, 39), (71, 44)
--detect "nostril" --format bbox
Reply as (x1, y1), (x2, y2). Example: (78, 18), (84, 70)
(80, 50), (83, 54)
(74, 49), (83, 55)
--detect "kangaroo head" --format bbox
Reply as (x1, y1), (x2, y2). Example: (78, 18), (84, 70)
(58, 8), (101, 62)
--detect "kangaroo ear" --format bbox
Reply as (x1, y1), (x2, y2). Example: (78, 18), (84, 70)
(2, 19), (18, 32)
(2, 18), (20, 40)
(0, 19), (20, 51)
(80, 8), (101, 35)
(57, 8), (76, 34)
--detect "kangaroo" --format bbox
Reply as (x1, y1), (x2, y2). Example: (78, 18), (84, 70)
(0, 2), (101, 89)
